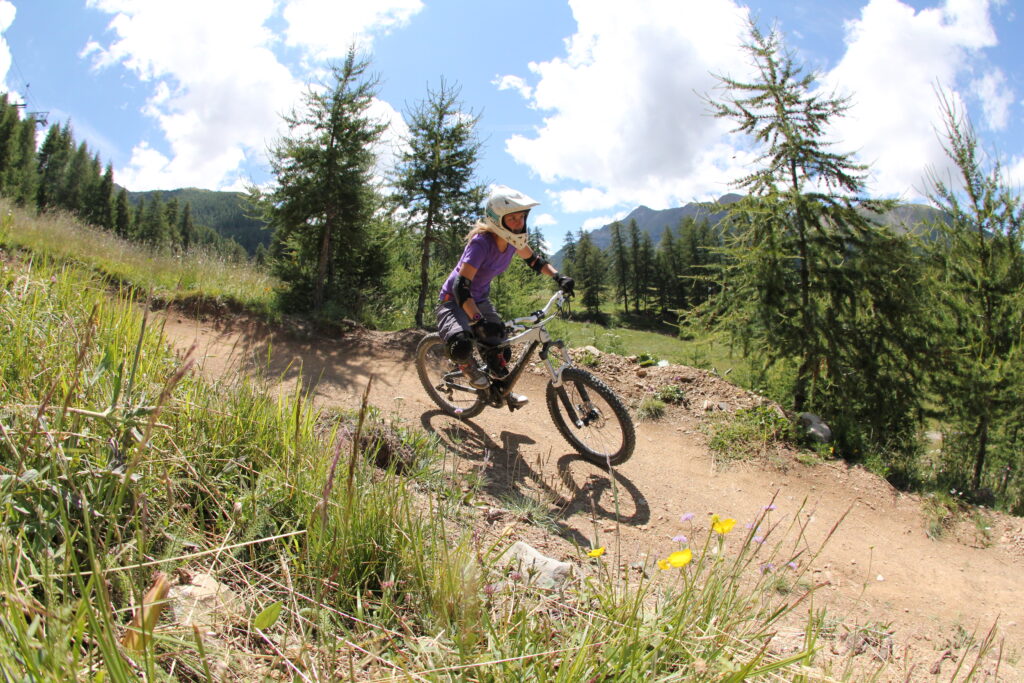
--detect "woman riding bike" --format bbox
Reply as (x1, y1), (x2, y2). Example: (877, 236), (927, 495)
(435, 186), (574, 408)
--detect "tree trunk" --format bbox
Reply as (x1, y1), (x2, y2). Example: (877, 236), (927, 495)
(314, 223), (331, 311)
(972, 413), (990, 492)
(415, 224), (434, 328)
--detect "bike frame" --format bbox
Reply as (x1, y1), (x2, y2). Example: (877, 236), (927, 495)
(443, 290), (573, 406)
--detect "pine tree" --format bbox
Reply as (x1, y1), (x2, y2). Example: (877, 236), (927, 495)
(561, 231), (578, 268)
(37, 123), (72, 211)
(704, 21), (929, 460)
(180, 202), (195, 251)
(88, 163), (115, 230)
(252, 48), (388, 313)
(139, 193), (171, 248)
(114, 188), (132, 238)
(655, 226), (680, 315)
(636, 232), (655, 313)
(626, 219), (644, 313)
(392, 78), (485, 327)
(609, 221), (631, 312)
(60, 141), (92, 215)
(133, 196), (146, 238)
(164, 197), (180, 247)
(572, 231), (606, 315)
(925, 95), (1024, 500)
(0, 94), (19, 194)
(6, 114), (38, 206)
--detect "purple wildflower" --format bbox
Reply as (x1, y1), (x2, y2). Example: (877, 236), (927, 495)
(672, 534), (688, 543)
(787, 561), (798, 571)
(753, 536), (765, 544)
(680, 513), (695, 522)
(764, 504), (777, 511)
(760, 563), (775, 574)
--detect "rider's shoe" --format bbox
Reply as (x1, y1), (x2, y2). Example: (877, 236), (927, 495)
(458, 363), (490, 389)
(507, 393), (529, 410)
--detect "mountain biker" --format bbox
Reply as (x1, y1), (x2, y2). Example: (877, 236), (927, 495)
(435, 185), (575, 408)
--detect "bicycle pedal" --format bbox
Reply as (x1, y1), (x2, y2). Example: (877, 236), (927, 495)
(506, 393), (529, 411)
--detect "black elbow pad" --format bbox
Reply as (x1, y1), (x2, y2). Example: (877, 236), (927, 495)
(454, 275), (473, 306)
(526, 254), (548, 274)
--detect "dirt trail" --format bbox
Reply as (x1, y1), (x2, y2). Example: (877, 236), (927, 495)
(158, 309), (1024, 679)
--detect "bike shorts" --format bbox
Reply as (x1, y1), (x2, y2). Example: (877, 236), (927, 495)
(435, 297), (502, 344)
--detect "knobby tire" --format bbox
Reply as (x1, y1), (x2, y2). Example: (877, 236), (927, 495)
(415, 333), (486, 419)
(546, 367), (636, 466)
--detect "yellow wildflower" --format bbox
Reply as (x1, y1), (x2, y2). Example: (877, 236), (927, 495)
(587, 546), (606, 558)
(657, 558), (671, 570)
(711, 514), (736, 535)
(668, 548), (692, 567)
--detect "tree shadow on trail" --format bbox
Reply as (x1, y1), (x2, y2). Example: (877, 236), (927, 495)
(169, 313), (420, 400)
(420, 410), (650, 548)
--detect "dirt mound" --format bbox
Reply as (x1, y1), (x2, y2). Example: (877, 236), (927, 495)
(569, 347), (772, 414)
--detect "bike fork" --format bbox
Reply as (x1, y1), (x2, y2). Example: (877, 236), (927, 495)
(555, 384), (586, 428)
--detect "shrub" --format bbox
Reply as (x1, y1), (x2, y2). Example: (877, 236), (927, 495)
(654, 383), (688, 405)
(637, 396), (667, 421)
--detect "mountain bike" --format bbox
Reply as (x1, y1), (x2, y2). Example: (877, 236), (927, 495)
(416, 290), (636, 466)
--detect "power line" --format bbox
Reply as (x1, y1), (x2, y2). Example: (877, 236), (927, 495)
(7, 52), (41, 114)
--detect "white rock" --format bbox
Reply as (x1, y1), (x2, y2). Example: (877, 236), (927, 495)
(499, 541), (572, 590)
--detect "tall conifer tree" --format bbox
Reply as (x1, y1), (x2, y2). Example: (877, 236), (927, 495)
(253, 48), (387, 313)
(926, 95), (1024, 500)
(392, 79), (484, 327)
(115, 188), (132, 238)
(704, 21), (928, 460)
(609, 221), (631, 312)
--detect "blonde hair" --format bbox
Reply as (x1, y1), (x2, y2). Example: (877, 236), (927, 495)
(464, 220), (493, 243)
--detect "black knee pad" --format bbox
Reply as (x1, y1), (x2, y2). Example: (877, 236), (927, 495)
(447, 332), (474, 364)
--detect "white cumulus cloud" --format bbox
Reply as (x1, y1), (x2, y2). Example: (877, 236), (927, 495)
(0, 0), (17, 101)
(493, 74), (533, 100)
(500, 0), (754, 214)
(83, 0), (422, 191)
(822, 0), (999, 199)
(501, 0), (1008, 214)
(970, 68), (1013, 130)
(283, 0), (423, 60)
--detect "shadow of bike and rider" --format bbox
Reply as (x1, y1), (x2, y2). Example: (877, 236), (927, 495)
(420, 409), (649, 549)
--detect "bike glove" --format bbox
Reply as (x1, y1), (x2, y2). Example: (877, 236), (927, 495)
(472, 319), (505, 344)
(554, 274), (575, 296)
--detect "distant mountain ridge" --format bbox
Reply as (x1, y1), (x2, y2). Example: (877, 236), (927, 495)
(551, 194), (947, 266)
(127, 188), (270, 255)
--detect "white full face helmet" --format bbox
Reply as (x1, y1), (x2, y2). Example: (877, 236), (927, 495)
(478, 185), (539, 249)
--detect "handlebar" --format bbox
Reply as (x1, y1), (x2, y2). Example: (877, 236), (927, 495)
(508, 290), (566, 329)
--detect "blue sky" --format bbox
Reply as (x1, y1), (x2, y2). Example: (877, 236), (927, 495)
(1, 0), (1021, 250)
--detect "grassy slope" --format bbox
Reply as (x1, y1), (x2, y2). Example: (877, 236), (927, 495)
(0, 202), (277, 315)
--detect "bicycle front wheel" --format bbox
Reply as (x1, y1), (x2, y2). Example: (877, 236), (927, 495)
(546, 367), (636, 466)
(415, 333), (486, 419)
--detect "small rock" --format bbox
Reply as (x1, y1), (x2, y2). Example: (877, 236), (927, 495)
(499, 541), (572, 590)
(168, 574), (244, 629)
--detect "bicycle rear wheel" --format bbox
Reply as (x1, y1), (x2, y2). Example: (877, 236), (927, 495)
(416, 333), (486, 419)
(546, 367), (636, 466)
